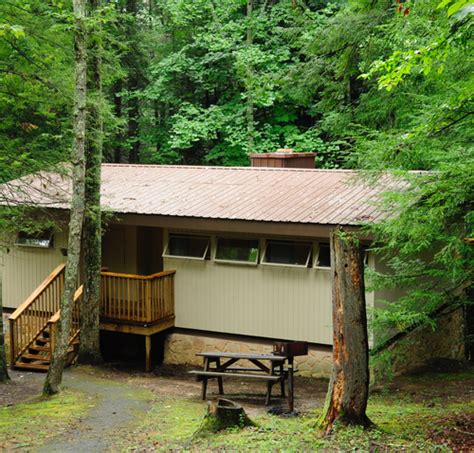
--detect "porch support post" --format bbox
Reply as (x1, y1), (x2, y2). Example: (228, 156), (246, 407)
(145, 335), (152, 372)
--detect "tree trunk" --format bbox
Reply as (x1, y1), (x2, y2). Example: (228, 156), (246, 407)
(319, 227), (372, 433)
(43, 0), (87, 396)
(0, 296), (10, 383)
(245, 0), (255, 154)
(126, 0), (141, 164)
(78, 0), (103, 365)
(112, 79), (124, 163)
(196, 399), (255, 435)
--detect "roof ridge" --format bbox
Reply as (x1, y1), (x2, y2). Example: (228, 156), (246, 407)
(101, 163), (355, 173)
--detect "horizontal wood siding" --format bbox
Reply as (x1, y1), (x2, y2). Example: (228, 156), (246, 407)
(164, 257), (334, 345)
(2, 231), (68, 309)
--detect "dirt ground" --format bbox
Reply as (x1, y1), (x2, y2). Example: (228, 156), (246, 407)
(2, 361), (474, 451)
(0, 370), (46, 406)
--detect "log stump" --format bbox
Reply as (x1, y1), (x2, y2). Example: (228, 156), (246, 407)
(197, 398), (255, 435)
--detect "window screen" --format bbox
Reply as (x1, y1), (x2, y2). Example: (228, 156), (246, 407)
(316, 243), (331, 267)
(263, 240), (312, 267)
(215, 237), (259, 263)
(166, 234), (209, 259)
(16, 230), (53, 248)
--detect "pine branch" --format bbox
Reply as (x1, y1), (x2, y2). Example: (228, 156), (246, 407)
(370, 279), (472, 356)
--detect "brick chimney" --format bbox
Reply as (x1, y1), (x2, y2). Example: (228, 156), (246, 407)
(249, 148), (316, 169)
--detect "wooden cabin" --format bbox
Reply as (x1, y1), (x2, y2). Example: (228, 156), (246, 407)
(0, 151), (405, 374)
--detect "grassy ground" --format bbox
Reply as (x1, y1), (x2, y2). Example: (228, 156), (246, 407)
(115, 365), (474, 452)
(117, 393), (470, 451)
(0, 389), (92, 450)
(1, 364), (473, 451)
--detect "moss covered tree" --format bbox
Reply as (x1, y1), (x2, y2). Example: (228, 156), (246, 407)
(43, 0), (87, 396)
(78, 0), (103, 366)
(0, 295), (10, 383)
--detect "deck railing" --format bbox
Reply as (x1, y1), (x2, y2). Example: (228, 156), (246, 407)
(100, 270), (176, 324)
(9, 266), (175, 367)
(9, 263), (66, 365)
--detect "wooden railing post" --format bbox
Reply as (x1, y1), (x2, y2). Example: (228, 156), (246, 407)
(145, 280), (152, 323)
(171, 274), (175, 315)
(9, 318), (15, 368)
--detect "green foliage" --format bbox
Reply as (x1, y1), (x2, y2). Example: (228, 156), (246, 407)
(0, 0), (73, 183)
(357, 0), (473, 350)
(136, 0), (344, 166)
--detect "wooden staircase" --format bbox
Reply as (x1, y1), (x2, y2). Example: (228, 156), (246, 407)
(13, 325), (80, 372)
(9, 264), (83, 372)
(14, 327), (52, 371)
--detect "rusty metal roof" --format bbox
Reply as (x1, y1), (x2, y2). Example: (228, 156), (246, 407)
(0, 164), (395, 225)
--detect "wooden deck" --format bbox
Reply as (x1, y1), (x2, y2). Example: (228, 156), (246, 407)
(9, 266), (176, 372)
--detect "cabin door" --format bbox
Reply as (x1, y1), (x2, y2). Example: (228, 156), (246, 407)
(136, 226), (163, 275)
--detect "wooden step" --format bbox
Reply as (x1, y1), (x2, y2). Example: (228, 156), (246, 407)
(14, 361), (49, 372)
(20, 353), (50, 363)
(36, 336), (50, 344)
(29, 344), (50, 352)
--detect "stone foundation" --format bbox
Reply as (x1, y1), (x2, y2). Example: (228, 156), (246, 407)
(163, 331), (333, 378)
(165, 307), (466, 379)
(388, 307), (465, 375)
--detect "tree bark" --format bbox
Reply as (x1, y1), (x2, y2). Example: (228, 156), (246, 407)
(319, 227), (372, 433)
(78, 0), (103, 365)
(43, 0), (87, 396)
(126, 0), (141, 164)
(246, 0), (255, 154)
(112, 79), (124, 163)
(196, 399), (255, 435)
(0, 296), (10, 383)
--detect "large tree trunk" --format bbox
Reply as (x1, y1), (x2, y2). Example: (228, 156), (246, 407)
(319, 227), (372, 433)
(43, 0), (87, 396)
(78, 0), (103, 365)
(0, 296), (10, 383)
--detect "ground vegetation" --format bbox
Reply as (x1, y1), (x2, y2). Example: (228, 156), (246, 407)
(1, 365), (473, 451)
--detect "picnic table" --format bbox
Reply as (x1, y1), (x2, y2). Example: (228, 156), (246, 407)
(189, 351), (297, 411)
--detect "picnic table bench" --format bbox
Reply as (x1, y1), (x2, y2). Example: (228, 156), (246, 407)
(189, 351), (294, 407)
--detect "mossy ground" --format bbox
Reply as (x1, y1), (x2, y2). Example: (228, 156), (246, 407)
(116, 366), (474, 452)
(0, 389), (92, 450)
(1, 364), (472, 451)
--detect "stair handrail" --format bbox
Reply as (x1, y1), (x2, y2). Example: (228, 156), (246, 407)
(9, 263), (66, 321)
(9, 263), (66, 367)
(48, 285), (83, 359)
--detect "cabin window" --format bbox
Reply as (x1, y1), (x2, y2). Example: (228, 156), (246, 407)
(215, 237), (259, 264)
(16, 230), (54, 248)
(164, 234), (210, 260)
(315, 242), (330, 268)
(263, 240), (312, 267)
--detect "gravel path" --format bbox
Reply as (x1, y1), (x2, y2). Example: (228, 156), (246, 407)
(36, 368), (153, 452)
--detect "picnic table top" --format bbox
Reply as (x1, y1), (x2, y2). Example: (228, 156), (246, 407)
(196, 351), (286, 361)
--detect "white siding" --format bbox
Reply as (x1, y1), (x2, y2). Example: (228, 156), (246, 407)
(165, 256), (334, 344)
(2, 230), (68, 309)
